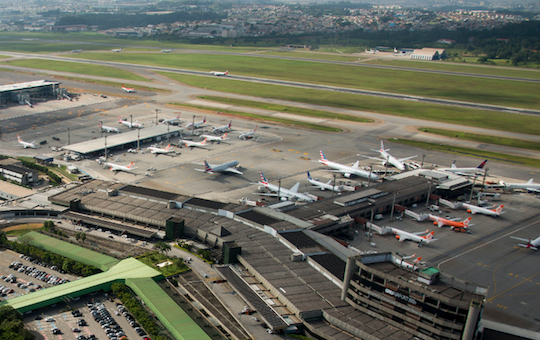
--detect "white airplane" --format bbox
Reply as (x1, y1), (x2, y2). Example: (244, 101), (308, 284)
(122, 85), (135, 93)
(500, 179), (540, 193)
(106, 161), (136, 173)
(391, 227), (436, 246)
(147, 144), (175, 156)
(118, 116), (144, 129)
(98, 121), (120, 133)
(254, 171), (315, 202)
(179, 138), (208, 149)
(429, 215), (472, 230)
(462, 203), (504, 217)
(365, 48), (378, 54)
(161, 113), (182, 125)
(161, 49), (174, 53)
(439, 160), (487, 176)
(510, 235), (540, 250)
(111, 48), (123, 52)
(199, 133), (229, 143)
(16, 135), (36, 149)
(211, 121), (232, 134)
(360, 141), (417, 171)
(185, 116), (206, 129)
(195, 160), (243, 175)
(394, 253), (423, 270)
(306, 171), (340, 192)
(238, 125), (257, 140)
(319, 150), (380, 180)
(210, 70), (228, 76)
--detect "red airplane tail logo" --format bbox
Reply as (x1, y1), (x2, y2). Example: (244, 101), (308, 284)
(462, 217), (472, 227)
(259, 171), (268, 185)
(204, 160), (213, 173)
(319, 150), (328, 164)
(17, 135), (22, 142)
(127, 162), (134, 169)
(201, 138), (207, 145)
(165, 144), (171, 151)
(424, 231), (435, 241)
(494, 205), (504, 213)
(225, 70), (229, 75)
(222, 133), (227, 139)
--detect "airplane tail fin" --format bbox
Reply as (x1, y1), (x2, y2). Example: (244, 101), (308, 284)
(204, 160), (214, 173)
(424, 231), (435, 241)
(380, 140), (384, 151)
(413, 257), (422, 264)
(225, 70), (228, 75)
(165, 144), (171, 151)
(222, 133), (227, 139)
(253, 125), (257, 132)
(477, 160), (488, 169)
(17, 135), (21, 142)
(228, 120), (232, 128)
(127, 162), (135, 169)
(118, 116), (123, 123)
(451, 161), (457, 169)
(527, 178), (534, 184)
(98, 121), (102, 128)
(307, 171), (312, 180)
(494, 205), (504, 213)
(319, 150), (328, 163)
(259, 171), (268, 184)
(352, 160), (360, 169)
(176, 113), (181, 118)
(203, 116), (206, 123)
(463, 217), (472, 227)
(201, 138), (207, 145)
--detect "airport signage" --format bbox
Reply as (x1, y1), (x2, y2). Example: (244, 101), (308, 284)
(385, 288), (417, 305)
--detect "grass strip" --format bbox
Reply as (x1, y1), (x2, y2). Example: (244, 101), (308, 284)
(198, 95), (372, 123)
(364, 59), (540, 80)
(55, 75), (169, 93)
(389, 139), (540, 168)
(170, 102), (343, 132)
(2, 59), (149, 81)
(418, 127), (540, 151)
(259, 50), (360, 62)
(159, 72), (540, 136)
(68, 52), (540, 110)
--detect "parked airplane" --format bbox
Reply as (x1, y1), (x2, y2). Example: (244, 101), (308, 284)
(98, 121), (120, 133)
(118, 116), (143, 129)
(195, 160), (243, 175)
(147, 144), (175, 156)
(439, 160), (487, 176)
(255, 171), (315, 202)
(111, 48), (123, 52)
(462, 203), (504, 217)
(238, 125), (257, 140)
(499, 179), (540, 193)
(319, 150), (380, 180)
(365, 49), (378, 54)
(211, 121), (232, 134)
(210, 70), (228, 76)
(429, 215), (472, 230)
(122, 85), (135, 93)
(161, 113), (182, 125)
(71, 49), (83, 53)
(185, 116), (206, 129)
(17, 135), (36, 149)
(510, 235), (540, 250)
(394, 254), (423, 270)
(179, 138), (207, 149)
(360, 141), (417, 171)
(199, 133), (229, 143)
(391, 227), (436, 246)
(161, 49), (174, 53)
(306, 171), (341, 192)
(106, 161), (136, 173)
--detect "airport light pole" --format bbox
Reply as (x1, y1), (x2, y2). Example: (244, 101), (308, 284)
(192, 115), (195, 134)
(332, 174), (337, 198)
(367, 166), (373, 187)
(368, 209), (374, 242)
(130, 115), (133, 129)
(68, 127), (70, 145)
(155, 109), (160, 125)
(277, 179), (281, 202)
(137, 128), (140, 151)
(421, 153), (425, 169)
(104, 136), (108, 160)
(469, 176), (477, 203)
(390, 192), (398, 221)
(167, 124), (170, 143)
(425, 179), (433, 207)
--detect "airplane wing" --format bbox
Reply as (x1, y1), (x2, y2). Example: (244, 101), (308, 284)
(510, 236), (530, 242)
(398, 155), (417, 162)
(437, 222), (445, 228)
(526, 187), (540, 193)
(224, 168), (243, 175)
(289, 182), (300, 193)
(413, 230), (429, 235)
(397, 234), (409, 242)
(359, 155), (384, 161)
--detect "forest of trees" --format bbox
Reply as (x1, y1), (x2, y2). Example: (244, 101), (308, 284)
(0, 306), (34, 340)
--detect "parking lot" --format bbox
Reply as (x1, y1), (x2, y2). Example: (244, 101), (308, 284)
(24, 296), (149, 340)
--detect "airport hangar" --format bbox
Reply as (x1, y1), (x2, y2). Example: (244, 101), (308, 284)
(43, 170), (489, 340)
(62, 125), (183, 158)
(0, 80), (71, 106)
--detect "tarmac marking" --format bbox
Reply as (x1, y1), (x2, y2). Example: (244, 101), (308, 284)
(488, 271), (540, 303)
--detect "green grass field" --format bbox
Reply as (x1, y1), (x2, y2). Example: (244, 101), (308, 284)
(418, 127), (540, 151)
(364, 59), (540, 80)
(199, 95), (372, 123)
(160, 72), (540, 135)
(67, 52), (540, 110)
(390, 139), (540, 168)
(0, 42), (115, 53)
(172, 102), (343, 132)
(1, 59), (148, 81)
(259, 50), (360, 62)
(55, 75), (169, 92)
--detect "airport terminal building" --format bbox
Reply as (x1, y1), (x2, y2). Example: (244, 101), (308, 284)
(43, 178), (485, 339)
(0, 80), (70, 106)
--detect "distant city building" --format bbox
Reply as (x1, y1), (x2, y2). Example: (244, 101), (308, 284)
(0, 164), (38, 186)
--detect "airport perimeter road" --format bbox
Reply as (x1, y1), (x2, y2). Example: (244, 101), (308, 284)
(2, 52), (540, 116)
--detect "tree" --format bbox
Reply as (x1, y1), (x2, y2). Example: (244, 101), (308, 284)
(80, 233), (86, 243)
(477, 56), (488, 63)
(75, 232), (80, 241)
